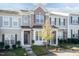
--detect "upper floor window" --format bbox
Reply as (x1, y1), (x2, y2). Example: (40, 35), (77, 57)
(3, 16), (10, 27)
(71, 29), (78, 38)
(22, 15), (29, 26)
(70, 16), (78, 25)
(61, 18), (65, 26)
(35, 14), (44, 24)
(51, 17), (56, 25)
(12, 16), (18, 27)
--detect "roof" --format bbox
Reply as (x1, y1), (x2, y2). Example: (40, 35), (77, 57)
(50, 11), (69, 16)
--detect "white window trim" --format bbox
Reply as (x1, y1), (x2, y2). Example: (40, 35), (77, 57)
(35, 30), (43, 41)
(35, 14), (44, 24)
(12, 17), (19, 27)
(4, 34), (16, 45)
(21, 15), (29, 26)
(3, 16), (10, 27)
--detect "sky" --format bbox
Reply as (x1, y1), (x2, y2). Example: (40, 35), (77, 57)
(0, 3), (79, 11)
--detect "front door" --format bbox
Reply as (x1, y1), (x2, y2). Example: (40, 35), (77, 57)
(24, 31), (30, 45)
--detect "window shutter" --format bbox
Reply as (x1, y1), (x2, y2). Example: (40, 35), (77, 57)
(78, 17), (79, 24)
(64, 19), (65, 25)
(59, 18), (61, 25)
(71, 16), (72, 24)
(15, 34), (17, 44)
(54, 18), (56, 25)
(71, 30), (72, 38)
(2, 34), (4, 42)
(34, 14), (35, 24)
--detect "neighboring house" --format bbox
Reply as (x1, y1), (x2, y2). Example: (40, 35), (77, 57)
(0, 4), (79, 47)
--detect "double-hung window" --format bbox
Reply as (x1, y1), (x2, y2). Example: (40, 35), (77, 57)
(70, 16), (78, 25)
(22, 15), (29, 26)
(51, 17), (56, 25)
(35, 13), (44, 24)
(3, 16), (10, 27)
(4, 34), (16, 45)
(35, 31), (42, 41)
(12, 16), (18, 27)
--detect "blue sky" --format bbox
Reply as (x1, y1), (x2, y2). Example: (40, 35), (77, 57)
(0, 3), (79, 10)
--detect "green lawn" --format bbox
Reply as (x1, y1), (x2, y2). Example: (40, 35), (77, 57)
(0, 48), (28, 56)
(59, 44), (79, 49)
(10, 48), (28, 56)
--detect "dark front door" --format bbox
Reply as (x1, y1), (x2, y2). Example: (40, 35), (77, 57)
(24, 31), (30, 45)
(51, 31), (56, 44)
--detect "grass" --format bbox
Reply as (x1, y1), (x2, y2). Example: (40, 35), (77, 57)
(0, 48), (28, 56)
(59, 43), (79, 49)
(10, 48), (28, 56)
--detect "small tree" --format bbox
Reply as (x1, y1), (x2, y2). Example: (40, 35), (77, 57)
(38, 19), (54, 51)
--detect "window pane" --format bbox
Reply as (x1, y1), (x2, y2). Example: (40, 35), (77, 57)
(22, 16), (28, 25)
(4, 21), (8, 25)
(13, 22), (17, 26)
(35, 14), (44, 24)
(11, 34), (15, 45)
(3, 16), (10, 26)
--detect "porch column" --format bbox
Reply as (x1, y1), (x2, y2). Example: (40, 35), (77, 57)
(56, 29), (58, 46)
(21, 29), (24, 47)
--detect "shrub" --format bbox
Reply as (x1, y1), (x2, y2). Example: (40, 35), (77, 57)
(32, 40), (34, 45)
(16, 41), (21, 48)
(12, 45), (16, 49)
(32, 45), (47, 56)
(58, 38), (79, 44)
(0, 42), (4, 49)
(5, 45), (10, 50)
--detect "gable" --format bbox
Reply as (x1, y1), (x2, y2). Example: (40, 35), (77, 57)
(34, 5), (47, 15)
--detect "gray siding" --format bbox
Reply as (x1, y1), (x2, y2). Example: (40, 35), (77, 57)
(0, 17), (3, 27)
(0, 29), (21, 42)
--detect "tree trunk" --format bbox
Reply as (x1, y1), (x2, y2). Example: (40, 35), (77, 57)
(45, 40), (48, 52)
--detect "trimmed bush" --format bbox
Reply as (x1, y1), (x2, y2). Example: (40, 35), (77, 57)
(5, 45), (10, 50)
(58, 38), (79, 44)
(0, 42), (4, 49)
(32, 45), (47, 56)
(16, 41), (21, 48)
(12, 45), (16, 49)
(32, 40), (34, 45)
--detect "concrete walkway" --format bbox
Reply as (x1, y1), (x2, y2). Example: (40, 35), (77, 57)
(25, 47), (36, 56)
